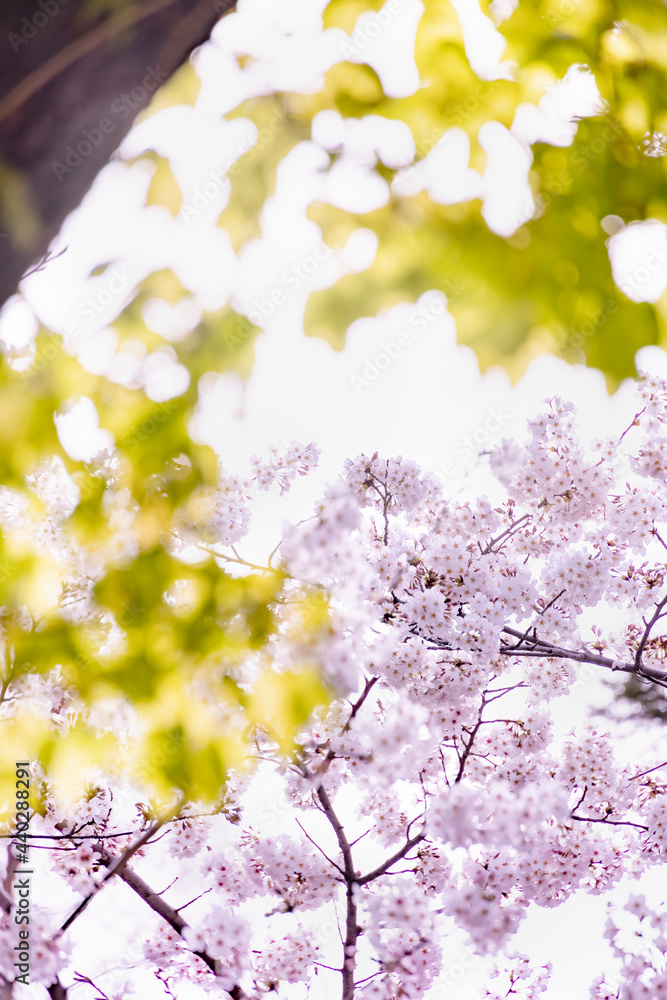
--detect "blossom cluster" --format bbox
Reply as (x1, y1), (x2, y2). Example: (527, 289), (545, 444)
(6, 377), (667, 999)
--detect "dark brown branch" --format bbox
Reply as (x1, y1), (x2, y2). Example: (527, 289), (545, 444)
(357, 831), (426, 886)
(60, 799), (184, 932)
(478, 514), (532, 556)
(500, 627), (667, 686)
(93, 845), (249, 999)
(634, 593), (667, 669)
(345, 676), (380, 729)
(503, 590), (566, 652)
(454, 693), (487, 783)
(569, 814), (648, 831)
(313, 782), (358, 1000)
(294, 750), (359, 1000)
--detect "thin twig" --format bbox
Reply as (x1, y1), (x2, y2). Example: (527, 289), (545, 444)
(628, 761), (667, 782)
(570, 814), (648, 831)
(92, 846), (250, 999)
(454, 692), (487, 783)
(503, 589), (566, 652)
(618, 407), (646, 444)
(295, 817), (344, 875)
(479, 514), (532, 556)
(357, 830), (426, 886)
(500, 626), (667, 685)
(60, 798), (184, 932)
(345, 676), (379, 729)
(21, 246), (68, 279)
(634, 593), (667, 669)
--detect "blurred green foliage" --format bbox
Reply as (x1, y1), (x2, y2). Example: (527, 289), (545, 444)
(214, 0), (667, 384)
(4, 0), (667, 812)
(0, 340), (328, 812)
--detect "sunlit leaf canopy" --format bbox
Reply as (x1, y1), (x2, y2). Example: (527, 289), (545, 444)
(215, 0), (667, 384)
(0, 337), (329, 811)
(2, 0), (667, 812)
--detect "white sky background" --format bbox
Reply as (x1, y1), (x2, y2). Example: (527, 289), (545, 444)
(3, 0), (667, 997)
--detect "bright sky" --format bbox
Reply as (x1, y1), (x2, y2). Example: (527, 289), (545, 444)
(3, 0), (667, 997)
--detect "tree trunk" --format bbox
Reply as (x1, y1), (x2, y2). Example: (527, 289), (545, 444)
(0, 0), (235, 311)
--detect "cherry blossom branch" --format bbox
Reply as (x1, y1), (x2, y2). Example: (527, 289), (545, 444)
(93, 845), (249, 999)
(60, 798), (184, 932)
(195, 541), (275, 574)
(634, 592), (667, 669)
(293, 748), (360, 1000)
(0, 808), (229, 844)
(484, 682), (528, 703)
(454, 692), (488, 783)
(500, 627), (667, 686)
(502, 590), (566, 652)
(356, 830), (426, 886)
(345, 676), (380, 728)
(479, 514), (532, 556)
(569, 814), (648, 831)
(313, 782), (358, 1000)
(21, 246), (68, 279)
(629, 761), (667, 781)
(0, 869), (68, 998)
(651, 527), (667, 553)
(294, 817), (344, 875)
(618, 407), (646, 444)
(381, 483), (391, 546)
(363, 466), (392, 545)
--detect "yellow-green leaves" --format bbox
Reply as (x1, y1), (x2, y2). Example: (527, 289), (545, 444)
(0, 338), (330, 810)
(248, 668), (331, 751)
(264, 0), (667, 384)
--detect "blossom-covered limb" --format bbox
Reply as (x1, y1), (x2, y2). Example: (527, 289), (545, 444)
(634, 592), (667, 668)
(357, 830), (427, 887)
(313, 782), (359, 1000)
(454, 692), (489, 783)
(60, 801), (183, 932)
(500, 627), (667, 685)
(93, 845), (249, 999)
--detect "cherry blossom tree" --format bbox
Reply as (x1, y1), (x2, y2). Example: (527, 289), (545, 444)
(5, 373), (667, 999)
